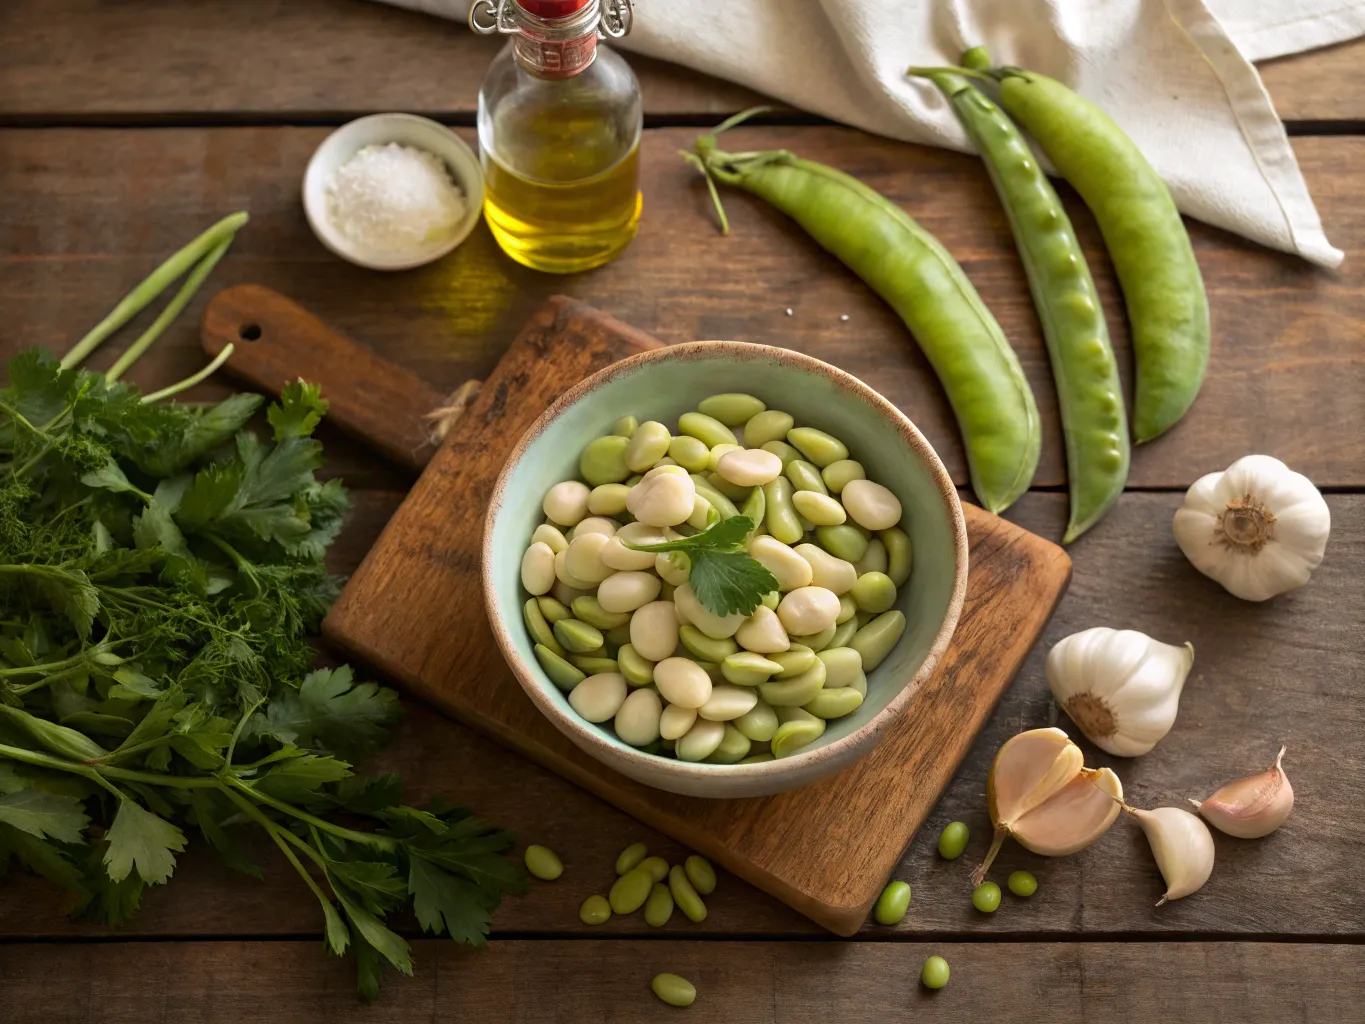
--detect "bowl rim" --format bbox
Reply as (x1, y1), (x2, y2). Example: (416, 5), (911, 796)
(482, 340), (969, 782)
(301, 112), (485, 272)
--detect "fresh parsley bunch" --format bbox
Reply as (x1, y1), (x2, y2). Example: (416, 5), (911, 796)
(0, 218), (522, 1001)
(626, 516), (778, 615)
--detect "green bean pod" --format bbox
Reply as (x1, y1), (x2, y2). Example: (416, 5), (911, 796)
(993, 68), (1210, 442)
(924, 72), (1129, 542)
(692, 127), (1040, 514)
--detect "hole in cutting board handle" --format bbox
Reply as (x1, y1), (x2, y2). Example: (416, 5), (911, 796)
(239, 323), (262, 341)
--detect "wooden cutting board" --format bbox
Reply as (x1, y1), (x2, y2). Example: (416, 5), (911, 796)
(202, 285), (1072, 936)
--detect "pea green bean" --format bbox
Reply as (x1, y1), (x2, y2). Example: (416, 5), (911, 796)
(704, 723), (752, 763)
(816, 647), (863, 687)
(553, 618), (604, 654)
(669, 864), (708, 922)
(612, 414), (638, 437)
(524, 599), (567, 657)
(616, 842), (649, 875)
(691, 121), (1041, 513)
(850, 571), (897, 613)
(792, 622), (837, 653)
(707, 442), (743, 472)
(787, 427), (848, 468)
(569, 655), (618, 675)
(770, 645), (815, 678)
(691, 477), (741, 519)
(802, 686), (863, 719)
(745, 410), (795, 448)
(792, 490), (846, 528)
(740, 485), (766, 536)
(579, 894), (612, 925)
(873, 880), (911, 925)
(707, 470), (752, 502)
(572, 596), (631, 630)
(609, 865), (655, 914)
(771, 706), (826, 757)
(760, 590), (780, 611)
(638, 856), (670, 883)
(960, 44), (991, 71)
(821, 459), (865, 493)
(827, 617), (858, 649)
(937, 821), (969, 860)
(534, 644), (585, 690)
(972, 880), (1001, 913)
(618, 644), (655, 686)
(580, 434), (631, 486)
(588, 483), (631, 516)
(919, 70), (1129, 541)
(738, 752), (774, 764)
(761, 439), (802, 466)
(683, 855), (717, 895)
(604, 623), (633, 649)
(651, 973), (697, 1008)
(670, 435), (712, 472)
(644, 882), (675, 927)
(992, 67), (1208, 444)
(763, 476), (803, 544)
(680, 624), (739, 662)
(815, 523), (868, 563)
(734, 699), (779, 741)
(537, 595), (572, 623)
(785, 459), (828, 495)
(699, 392), (766, 425)
(721, 652), (783, 686)
(921, 955), (950, 989)
(678, 411), (737, 449)
(849, 610), (905, 670)
(760, 660), (827, 706)
(1008, 870), (1038, 897)
(854, 538), (888, 576)
(627, 421), (672, 471)
(524, 844), (563, 881)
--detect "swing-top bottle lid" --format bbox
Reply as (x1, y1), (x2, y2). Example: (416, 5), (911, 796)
(515, 0), (590, 17)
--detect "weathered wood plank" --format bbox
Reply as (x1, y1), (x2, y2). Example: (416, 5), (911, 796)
(3, 128), (1362, 491)
(2, 492), (1358, 938)
(0, 0), (764, 119)
(0, 0), (1353, 124)
(2, 939), (1361, 1022)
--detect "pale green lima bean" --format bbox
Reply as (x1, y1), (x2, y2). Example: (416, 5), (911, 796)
(744, 409), (794, 448)
(580, 434), (631, 485)
(534, 644), (585, 690)
(524, 844), (563, 881)
(849, 610), (906, 671)
(787, 426), (848, 467)
(699, 392), (766, 425)
(615, 842), (649, 875)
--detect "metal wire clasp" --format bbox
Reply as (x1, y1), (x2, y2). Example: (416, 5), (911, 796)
(468, 0), (518, 35)
(598, 0), (633, 38)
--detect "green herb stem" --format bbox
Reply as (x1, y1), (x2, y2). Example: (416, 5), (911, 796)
(223, 776), (398, 854)
(140, 344), (236, 404)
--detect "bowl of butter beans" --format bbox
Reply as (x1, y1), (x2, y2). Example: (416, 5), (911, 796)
(483, 342), (968, 798)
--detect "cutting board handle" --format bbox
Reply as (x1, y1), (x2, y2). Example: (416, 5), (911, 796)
(201, 284), (476, 473)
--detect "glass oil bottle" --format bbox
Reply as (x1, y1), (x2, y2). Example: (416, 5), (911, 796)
(470, 0), (642, 274)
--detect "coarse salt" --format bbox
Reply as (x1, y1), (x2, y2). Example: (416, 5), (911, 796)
(325, 142), (466, 257)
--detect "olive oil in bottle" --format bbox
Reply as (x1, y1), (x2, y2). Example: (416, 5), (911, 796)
(471, 0), (642, 274)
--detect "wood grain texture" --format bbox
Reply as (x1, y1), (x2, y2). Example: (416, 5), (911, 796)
(4, 493), (1357, 940)
(317, 304), (1068, 935)
(1259, 39), (1365, 123)
(2, 127), (1361, 494)
(0, 0), (765, 119)
(3, 939), (1361, 1022)
(202, 284), (450, 472)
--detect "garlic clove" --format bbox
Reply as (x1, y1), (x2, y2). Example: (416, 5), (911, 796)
(1127, 805), (1215, 905)
(1191, 746), (1293, 839)
(987, 727), (1083, 826)
(1012, 767), (1122, 856)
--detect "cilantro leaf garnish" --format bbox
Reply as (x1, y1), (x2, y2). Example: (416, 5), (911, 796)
(625, 515), (778, 616)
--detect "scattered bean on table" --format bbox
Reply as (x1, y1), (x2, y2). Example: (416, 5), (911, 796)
(872, 880), (911, 925)
(652, 973), (698, 1008)
(937, 821), (970, 860)
(524, 845), (563, 881)
(921, 955), (951, 989)
(1008, 870), (1038, 897)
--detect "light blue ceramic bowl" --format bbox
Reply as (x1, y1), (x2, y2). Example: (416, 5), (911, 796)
(483, 342), (968, 798)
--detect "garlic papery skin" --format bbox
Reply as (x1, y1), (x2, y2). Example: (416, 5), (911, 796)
(973, 728), (1122, 886)
(1046, 627), (1194, 757)
(1126, 805), (1215, 905)
(1172, 454), (1330, 602)
(1192, 746), (1293, 839)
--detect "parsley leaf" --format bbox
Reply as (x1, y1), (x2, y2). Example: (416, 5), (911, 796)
(103, 798), (187, 885)
(255, 667), (402, 761)
(625, 515), (778, 616)
(0, 788), (90, 843)
(269, 380), (328, 440)
(408, 855), (493, 945)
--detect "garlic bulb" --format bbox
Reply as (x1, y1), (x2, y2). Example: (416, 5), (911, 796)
(973, 727), (1122, 885)
(1173, 455), (1330, 602)
(1191, 746), (1293, 838)
(1125, 805), (1215, 905)
(1046, 627), (1194, 757)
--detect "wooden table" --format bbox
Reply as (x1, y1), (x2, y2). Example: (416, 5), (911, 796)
(2, 2), (1362, 1020)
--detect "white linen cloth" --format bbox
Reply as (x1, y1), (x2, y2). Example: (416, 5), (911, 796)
(381, 0), (1365, 266)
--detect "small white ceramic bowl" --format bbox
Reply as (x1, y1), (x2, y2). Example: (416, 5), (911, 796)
(302, 113), (484, 271)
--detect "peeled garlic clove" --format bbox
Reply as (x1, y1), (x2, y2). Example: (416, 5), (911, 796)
(1126, 805), (1215, 905)
(1012, 767), (1122, 856)
(973, 728), (1119, 886)
(1191, 746), (1293, 838)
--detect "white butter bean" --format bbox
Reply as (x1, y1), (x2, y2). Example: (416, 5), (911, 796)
(777, 586), (841, 636)
(674, 583), (744, 640)
(660, 703), (698, 741)
(531, 523), (568, 554)
(698, 684), (759, 722)
(627, 470), (696, 527)
(734, 605), (791, 654)
(794, 543), (857, 595)
(564, 532), (615, 585)
(543, 480), (590, 527)
(841, 479), (903, 531)
(554, 548), (595, 590)
(748, 535), (813, 591)
(654, 657), (713, 709)
(603, 523), (667, 571)
(655, 551), (691, 586)
(551, 580), (590, 606)
(629, 601), (680, 662)
(568, 673), (627, 723)
(853, 538), (889, 576)
(716, 448), (783, 487)
(676, 718), (725, 762)
(597, 571), (662, 613)
(570, 516), (618, 540)
(520, 542), (556, 595)
(614, 688), (663, 746)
